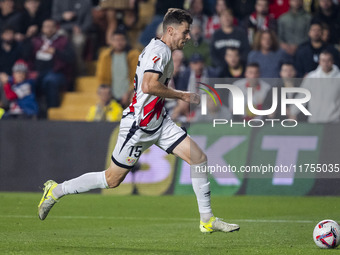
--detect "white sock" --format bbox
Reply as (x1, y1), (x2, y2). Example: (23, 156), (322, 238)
(191, 161), (213, 223)
(52, 171), (108, 199)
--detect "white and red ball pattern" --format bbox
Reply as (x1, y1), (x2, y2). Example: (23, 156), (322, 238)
(313, 220), (340, 249)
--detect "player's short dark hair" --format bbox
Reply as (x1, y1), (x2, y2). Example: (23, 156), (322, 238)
(246, 62), (260, 69)
(163, 8), (193, 32)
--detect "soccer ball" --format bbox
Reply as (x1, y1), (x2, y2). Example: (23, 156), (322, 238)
(313, 220), (340, 249)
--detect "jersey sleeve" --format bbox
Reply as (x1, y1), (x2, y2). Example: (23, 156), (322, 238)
(144, 46), (170, 76)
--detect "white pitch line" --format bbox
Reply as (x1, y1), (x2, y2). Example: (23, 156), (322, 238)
(0, 215), (315, 223)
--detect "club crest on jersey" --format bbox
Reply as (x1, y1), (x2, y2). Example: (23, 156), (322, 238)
(152, 56), (161, 63)
(126, 157), (137, 165)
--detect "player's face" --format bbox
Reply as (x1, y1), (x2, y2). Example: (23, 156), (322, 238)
(319, 53), (333, 73)
(172, 22), (191, 50)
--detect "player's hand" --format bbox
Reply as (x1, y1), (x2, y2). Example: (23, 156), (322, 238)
(182, 92), (200, 105)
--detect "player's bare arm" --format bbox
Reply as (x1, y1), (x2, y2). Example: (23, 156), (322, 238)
(141, 72), (200, 104)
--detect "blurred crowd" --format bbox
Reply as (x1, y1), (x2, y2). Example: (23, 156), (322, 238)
(0, 0), (339, 123)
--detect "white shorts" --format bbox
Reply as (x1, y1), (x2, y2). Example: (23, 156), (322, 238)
(111, 114), (187, 169)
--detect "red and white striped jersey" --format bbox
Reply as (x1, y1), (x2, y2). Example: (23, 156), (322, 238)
(124, 38), (174, 130)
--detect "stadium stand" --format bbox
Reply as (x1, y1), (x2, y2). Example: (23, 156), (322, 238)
(0, 0), (339, 123)
(48, 76), (97, 121)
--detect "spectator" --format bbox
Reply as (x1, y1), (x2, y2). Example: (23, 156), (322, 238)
(279, 61), (297, 86)
(227, 0), (256, 24)
(204, 0), (229, 40)
(96, 30), (139, 108)
(321, 23), (330, 44)
(295, 21), (340, 77)
(16, 0), (47, 41)
(182, 18), (211, 66)
(278, 0), (311, 56)
(192, 93), (231, 122)
(52, 0), (93, 74)
(23, 19), (75, 110)
(311, 0), (340, 45)
(165, 50), (185, 114)
(0, 59), (38, 119)
(246, 0), (276, 45)
(139, 0), (184, 46)
(170, 49), (185, 89)
(269, 0), (290, 19)
(99, 0), (139, 45)
(248, 30), (291, 78)
(210, 9), (250, 67)
(0, 0), (20, 32)
(229, 62), (271, 120)
(290, 50), (340, 123)
(263, 61), (303, 120)
(0, 26), (21, 75)
(187, 0), (210, 25)
(219, 47), (246, 78)
(86, 84), (123, 122)
(177, 53), (219, 91)
(172, 53), (218, 121)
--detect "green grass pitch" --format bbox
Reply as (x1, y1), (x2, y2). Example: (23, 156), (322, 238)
(1, 193), (340, 254)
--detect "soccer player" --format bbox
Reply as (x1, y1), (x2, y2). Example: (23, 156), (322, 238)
(38, 8), (240, 234)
